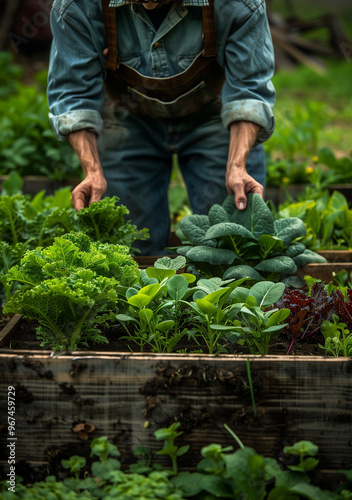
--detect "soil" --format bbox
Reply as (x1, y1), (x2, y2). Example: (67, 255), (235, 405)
(1, 316), (323, 356)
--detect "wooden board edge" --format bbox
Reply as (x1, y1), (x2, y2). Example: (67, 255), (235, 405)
(0, 314), (22, 347)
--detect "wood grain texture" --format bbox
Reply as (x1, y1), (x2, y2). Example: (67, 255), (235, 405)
(0, 352), (351, 478)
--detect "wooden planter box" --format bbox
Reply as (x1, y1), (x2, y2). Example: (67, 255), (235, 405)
(0, 315), (351, 486)
(265, 184), (352, 207)
(297, 251), (352, 283)
(0, 176), (80, 196)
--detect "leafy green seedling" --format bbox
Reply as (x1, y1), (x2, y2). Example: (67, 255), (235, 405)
(319, 315), (352, 357)
(154, 422), (190, 474)
(61, 455), (86, 481)
(284, 441), (319, 472)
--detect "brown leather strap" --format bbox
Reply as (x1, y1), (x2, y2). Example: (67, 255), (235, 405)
(113, 52), (215, 94)
(101, 0), (119, 70)
(202, 0), (216, 57)
(101, 0), (217, 69)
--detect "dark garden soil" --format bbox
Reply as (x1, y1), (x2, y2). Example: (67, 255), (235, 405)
(1, 316), (323, 356)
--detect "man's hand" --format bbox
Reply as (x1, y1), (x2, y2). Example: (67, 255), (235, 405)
(71, 173), (107, 211)
(226, 121), (263, 210)
(68, 130), (107, 210)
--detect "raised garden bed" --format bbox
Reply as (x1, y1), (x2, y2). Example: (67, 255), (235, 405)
(0, 175), (80, 196)
(0, 314), (351, 488)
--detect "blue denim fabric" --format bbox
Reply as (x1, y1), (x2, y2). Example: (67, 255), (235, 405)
(100, 101), (265, 254)
(48, 0), (275, 141)
(47, 0), (273, 254)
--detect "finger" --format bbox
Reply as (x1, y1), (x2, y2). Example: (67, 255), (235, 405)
(71, 188), (89, 211)
(233, 185), (247, 210)
(251, 184), (264, 197)
(103, 48), (109, 57)
(88, 193), (103, 205)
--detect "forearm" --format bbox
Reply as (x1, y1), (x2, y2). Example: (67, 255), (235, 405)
(226, 121), (263, 210)
(68, 130), (102, 176)
(227, 121), (260, 173)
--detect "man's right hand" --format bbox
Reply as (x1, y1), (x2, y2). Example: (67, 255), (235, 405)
(71, 173), (107, 211)
(68, 130), (107, 210)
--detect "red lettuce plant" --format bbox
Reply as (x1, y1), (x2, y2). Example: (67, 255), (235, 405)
(274, 282), (337, 354)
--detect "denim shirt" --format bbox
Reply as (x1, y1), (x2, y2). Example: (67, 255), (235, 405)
(47, 0), (276, 142)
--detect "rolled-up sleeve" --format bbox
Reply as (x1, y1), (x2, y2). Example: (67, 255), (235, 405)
(220, 0), (276, 142)
(47, 3), (106, 140)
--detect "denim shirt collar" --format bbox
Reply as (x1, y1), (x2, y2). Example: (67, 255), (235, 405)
(109, 0), (209, 6)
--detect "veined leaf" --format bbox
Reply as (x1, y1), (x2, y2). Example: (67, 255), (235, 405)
(146, 267), (176, 281)
(203, 288), (229, 305)
(156, 320), (175, 333)
(128, 293), (151, 308)
(205, 222), (255, 242)
(285, 242), (306, 258)
(223, 265), (265, 282)
(228, 193), (275, 237)
(208, 204), (229, 225)
(254, 256), (297, 274)
(185, 246), (236, 266)
(274, 218), (307, 247)
(230, 286), (250, 303)
(167, 275), (189, 301)
(293, 249), (327, 268)
(259, 235), (284, 259)
(154, 255), (186, 271)
(196, 298), (218, 316)
(266, 308), (290, 327)
(249, 282), (286, 308)
(178, 214), (216, 246)
(138, 308), (153, 323)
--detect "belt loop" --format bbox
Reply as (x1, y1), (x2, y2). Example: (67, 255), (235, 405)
(101, 0), (119, 70)
(202, 0), (217, 57)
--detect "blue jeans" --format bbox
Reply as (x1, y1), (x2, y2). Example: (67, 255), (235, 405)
(99, 101), (266, 255)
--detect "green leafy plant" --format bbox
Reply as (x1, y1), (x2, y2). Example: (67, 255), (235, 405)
(0, 193), (148, 305)
(319, 315), (352, 357)
(283, 441), (319, 473)
(116, 256), (196, 352)
(0, 54), (81, 181)
(3, 233), (139, 350)
(1, 427), (350, 500)
(155, 422), (190, 474)
(183, 276), (248, 354)
(176, 193), (325, 284)
(277, 190), (352, 251)
(265, 100), (327, 159)
(75, 196), (149, 250)
(225, 281), (290, 355)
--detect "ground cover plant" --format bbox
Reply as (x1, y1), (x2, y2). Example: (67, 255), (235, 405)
(1, 424), (351, 499)
(175, 194), (325, 284)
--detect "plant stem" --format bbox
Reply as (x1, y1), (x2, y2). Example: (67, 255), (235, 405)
(224, 424), (244, 449)
(246, 358), (257, 417)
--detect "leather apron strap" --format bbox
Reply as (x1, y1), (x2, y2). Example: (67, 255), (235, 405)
(101, 0), (224, 118)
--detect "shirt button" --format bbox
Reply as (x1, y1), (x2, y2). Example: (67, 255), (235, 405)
(153, 41), (160, 49)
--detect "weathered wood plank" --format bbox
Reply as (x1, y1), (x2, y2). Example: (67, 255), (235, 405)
(0, 353), (351, 479)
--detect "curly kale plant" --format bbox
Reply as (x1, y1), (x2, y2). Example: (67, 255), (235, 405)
(0, 192), (148, 251)
(176, 193), (326, 284)
(0, 193), (148, 304)
(75, 196), (149, 249)
(3, 233), (139, 350)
